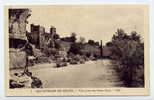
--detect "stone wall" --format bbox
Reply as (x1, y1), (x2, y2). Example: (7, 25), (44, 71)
(9, 9), (31, 40)
(9, 9), (31, 69)
(9, 48), (26, 69)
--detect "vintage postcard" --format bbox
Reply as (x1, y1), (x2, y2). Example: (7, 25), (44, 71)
(5, 5), (149, 96)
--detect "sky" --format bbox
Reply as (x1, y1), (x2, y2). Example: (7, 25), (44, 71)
(26, 5), (148, 44)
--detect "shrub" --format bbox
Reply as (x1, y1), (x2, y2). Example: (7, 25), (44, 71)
(108, 29), (144, 87)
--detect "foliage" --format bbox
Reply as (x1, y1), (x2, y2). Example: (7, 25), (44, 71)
(88, 39), (95, 45)
(60, 32), (77, 43)
(108, 29), (144, 87)
(53, 34), (60, 39)
(42, 47), (58, 57)
(70, 32), (77, 43)
(88, 39), (100, 46)
(69, 43), (83, 55)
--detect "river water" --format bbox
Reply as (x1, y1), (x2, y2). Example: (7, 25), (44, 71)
(11, 59), (124, 88)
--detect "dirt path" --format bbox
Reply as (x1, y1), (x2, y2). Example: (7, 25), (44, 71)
(11, 60), (124, 88)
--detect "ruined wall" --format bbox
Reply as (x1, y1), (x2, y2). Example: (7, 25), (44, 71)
(9, 49), (26, 69)
(9, 9), (31, 69)
(29, 24), (40, 47)
(9, 9), (31, 40)
(29, 24), (46, 48)
(39, 26), (46, 49)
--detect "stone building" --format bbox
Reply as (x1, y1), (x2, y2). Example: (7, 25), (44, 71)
(28, 24), (56, 49)
(9, 9), (31, 69)
(27, 24), (45, 48)
(9, 9), (31, 48)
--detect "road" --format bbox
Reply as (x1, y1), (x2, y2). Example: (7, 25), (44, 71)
(11, 60), (124, 88)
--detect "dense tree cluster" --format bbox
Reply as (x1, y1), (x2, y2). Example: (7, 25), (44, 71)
(61, 32), (77, 42)
(106, 29), (144, 87)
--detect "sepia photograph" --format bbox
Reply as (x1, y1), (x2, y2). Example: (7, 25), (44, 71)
(5, 5), (149, 96)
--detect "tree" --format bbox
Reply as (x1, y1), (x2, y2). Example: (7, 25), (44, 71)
(70, 32), (77, 43)
(88, 39), (95, 45)
(94, 41), (99, 46)
(130, 31), (141, 42)
(112, 28), (125, 41)
(106, 42), (113, 47)
(53, 34), (60, 39)
(109, 29), (144, 87)
(69, 43), (83, 55)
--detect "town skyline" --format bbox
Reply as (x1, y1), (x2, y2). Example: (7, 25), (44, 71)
(25, 5), (147, 44)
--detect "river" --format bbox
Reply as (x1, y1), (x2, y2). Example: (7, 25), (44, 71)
(10, 59), (124, 88)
